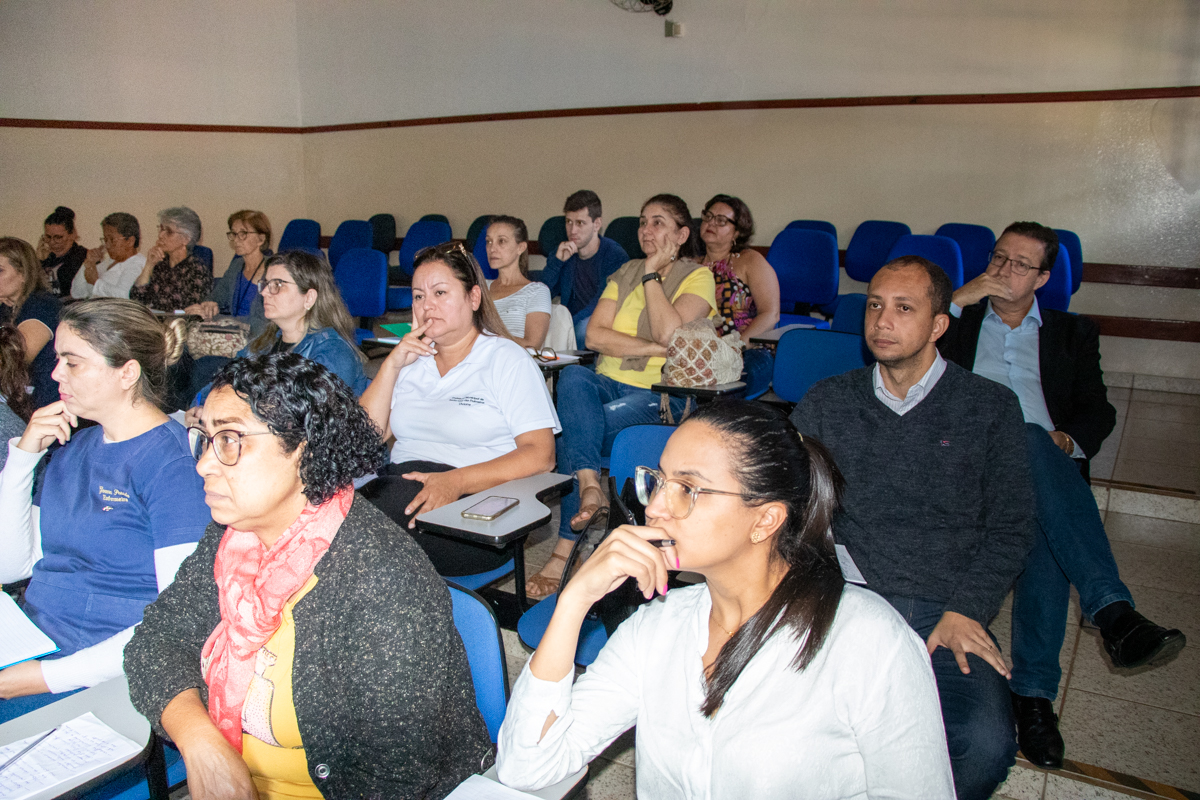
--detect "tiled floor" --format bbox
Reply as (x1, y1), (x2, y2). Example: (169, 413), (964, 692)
(1090, 386), (1200, 497)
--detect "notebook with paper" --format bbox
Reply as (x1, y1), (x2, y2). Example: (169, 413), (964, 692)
(0, 713), (142, 800)
(0, 594), (57, 670)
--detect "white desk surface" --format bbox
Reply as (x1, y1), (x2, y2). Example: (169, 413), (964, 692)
(0, 677), (150, 800)
(481, 764), (587, 799)
(416, 473), (573, 546)
(748, 322), (818, 343)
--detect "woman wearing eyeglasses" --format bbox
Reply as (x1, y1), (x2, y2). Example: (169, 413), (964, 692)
(128, 353), (491, 799)
(497, 401), (954, 799)
(700, 194), (780, 398)
(0, 299), (210, 722)
(36, 206), (88, 297)
(184, 210), (272, 335)
(130, 206), (213, 312)
(187, 250), (368, 420)
(358, 243), (559, 577)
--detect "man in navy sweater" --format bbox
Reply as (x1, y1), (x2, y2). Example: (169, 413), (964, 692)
(940, 222), (1184, 769)
(791, 257), (1032, 800)
(537, 190), (628, 345)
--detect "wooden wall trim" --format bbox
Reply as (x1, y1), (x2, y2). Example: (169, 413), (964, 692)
(1082, 263), (1200, 290)
(1087, 316), (1200, 343)
(4, 85), (1198, 135)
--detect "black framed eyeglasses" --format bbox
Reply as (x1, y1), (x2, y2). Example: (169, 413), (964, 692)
(187, 426), (273, 466)
(634, 465), (748, 519)
(987, 251), (1040, 276)
(701, 212), (735, 228)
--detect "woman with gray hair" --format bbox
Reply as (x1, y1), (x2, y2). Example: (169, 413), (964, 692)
(130, 206), (211, 311)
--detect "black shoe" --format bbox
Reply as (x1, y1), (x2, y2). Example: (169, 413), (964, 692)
(1101, 608), (1187, 669)
(1011, 692), (1065, 769)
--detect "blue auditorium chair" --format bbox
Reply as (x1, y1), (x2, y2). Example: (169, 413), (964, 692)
(446, 582), (510, 742)
(419, 213), (450, 226)
(1054, 228), (1084, 294)
(465, 214), (492, 251)
(1035, 244), (1072, 312)
(277, 218), (321, 252)
(773, 328), (873, 404)
(473, 231), (495, 280)
(538, 216), (568, 259)
(192, 245), (213, 276)
(334, 248), (387, 343)
(886, 234), (964, 289)
(604, 216), (643, 260)
(843, 220), (911, 284)
(765, 229), (839, 328)
(368, 213), (397, 254)
(830, 293), (868, 336)
(326, 220), (372, 270)
(388, 219), (453, 311)
(786, 219), (838, 240)
(936, 223), (995, 283)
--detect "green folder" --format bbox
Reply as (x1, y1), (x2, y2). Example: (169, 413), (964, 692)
(380, 322), (412, 337)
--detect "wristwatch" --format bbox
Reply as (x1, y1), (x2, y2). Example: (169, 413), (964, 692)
(641, 272), (663, 286)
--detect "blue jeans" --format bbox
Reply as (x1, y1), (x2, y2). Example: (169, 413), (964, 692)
(1011, 424), (1132, 700)
(882, 595), (1016, 800)
(739, 347), (775, 399)
(573, 314), (591, 350)
(554, 366), (687, 539)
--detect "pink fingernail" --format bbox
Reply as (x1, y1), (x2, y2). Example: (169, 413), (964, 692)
(675, 556), (680, 569)
(661, 585), (668, 595)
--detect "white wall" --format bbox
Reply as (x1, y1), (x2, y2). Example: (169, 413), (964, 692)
(0, 0), (302, 126)
(294, 0), (1200, 126)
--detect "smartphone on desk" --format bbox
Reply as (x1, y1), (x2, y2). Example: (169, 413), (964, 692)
(461, 496), (519, 521)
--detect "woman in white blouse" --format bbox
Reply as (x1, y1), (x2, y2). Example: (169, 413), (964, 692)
(497, 401), (954, 800)
(484, 215), (551, 349)
(359, 242), (560, 576)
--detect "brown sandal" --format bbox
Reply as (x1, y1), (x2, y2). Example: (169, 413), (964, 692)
(525, 552), (569, 600)
(570, 484), (608, 532)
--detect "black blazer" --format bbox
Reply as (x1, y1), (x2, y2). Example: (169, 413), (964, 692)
(938, 301), (1116, 461)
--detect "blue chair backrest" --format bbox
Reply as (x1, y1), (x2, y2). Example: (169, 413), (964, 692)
(604, 216), (644, 260)
(397, 220), (453, 277)
(786, 220), (837, 241)
(473, 232), (495, 279)
(844, 220), (910, 283)
(538, 216), (568, 258)
(936, 223), (995, 283)
(466, 215), (492, 251)
(1054, 228), (1084, 294)
(278, 219), (320, 251)
(448, 583), (509, 742)
(191, 245), (214, 275)
(368, 213), (397, 253)
(1035, 244), (1072, 312)
(420, 213), (450, 226)
(886, 234), (965, 289)
(334, 248), (387, 319)
(774, 329), (873, 403)
(609, 425), (675, 490)
(830, 293), (868, 335)
(766, 229), (840, 308)
(327, 220), (372, 270)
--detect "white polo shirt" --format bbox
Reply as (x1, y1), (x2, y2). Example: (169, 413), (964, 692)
(388, 333), (561, 467)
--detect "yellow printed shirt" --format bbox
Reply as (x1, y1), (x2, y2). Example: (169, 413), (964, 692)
(241, 576), (323, 800)
(595, 267), (717, 390)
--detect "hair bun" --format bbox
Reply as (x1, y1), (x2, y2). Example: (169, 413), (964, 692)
(54, 206), (75, 219)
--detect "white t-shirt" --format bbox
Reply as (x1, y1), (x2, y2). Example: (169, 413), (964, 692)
(70, 254), (147, 299)
(388, 333), (561, 467)
(497, 584), (954, 800)
(489, 281), (552, 338)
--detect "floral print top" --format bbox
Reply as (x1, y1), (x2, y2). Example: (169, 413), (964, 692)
(711, 256), (758, 336)
(130, 254), (212, 312)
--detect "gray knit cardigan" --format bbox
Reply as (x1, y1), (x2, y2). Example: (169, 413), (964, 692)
(125, 494), (493, 799)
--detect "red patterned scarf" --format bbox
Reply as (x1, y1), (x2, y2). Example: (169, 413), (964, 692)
(200, 487), (353, 751)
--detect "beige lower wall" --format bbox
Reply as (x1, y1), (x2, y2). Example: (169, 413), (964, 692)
(3, 98), (1197, 375)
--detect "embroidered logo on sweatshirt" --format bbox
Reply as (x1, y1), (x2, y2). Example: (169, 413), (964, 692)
(939, 440), (950, 447)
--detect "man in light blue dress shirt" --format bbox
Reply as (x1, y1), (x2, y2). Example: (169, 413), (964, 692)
(940, 222), (1185, 770)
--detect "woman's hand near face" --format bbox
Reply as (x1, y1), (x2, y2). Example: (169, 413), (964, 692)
(137, 248), (164, 286)
(385, 319), (437, 371)
(400, 468), (465, 525)
(35, 236), (51, 262)
(643, 238), (680, 275)
(18, 401), (78, 454)
(559, 526), (675, 609)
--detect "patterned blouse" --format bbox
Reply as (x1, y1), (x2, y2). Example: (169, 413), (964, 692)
(130, 254), (212, 312)
(711, 256), (758, 336)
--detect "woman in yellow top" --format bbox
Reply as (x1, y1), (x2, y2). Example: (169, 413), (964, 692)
(526, 194), (716, 599)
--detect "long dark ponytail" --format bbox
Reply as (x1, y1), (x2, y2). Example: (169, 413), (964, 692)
(683, 400), (845, 718)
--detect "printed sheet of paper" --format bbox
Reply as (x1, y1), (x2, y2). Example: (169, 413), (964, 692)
(0, 594), (58, 670)
(836, 544), (867, 585)
(443, 773), (541, 800)
(0, 713), (142, 800)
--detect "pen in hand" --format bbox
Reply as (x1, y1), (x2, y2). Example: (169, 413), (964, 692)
(647, 539), (676, 548)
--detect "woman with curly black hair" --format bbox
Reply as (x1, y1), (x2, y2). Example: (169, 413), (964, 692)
(126, 353), (492, 800)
